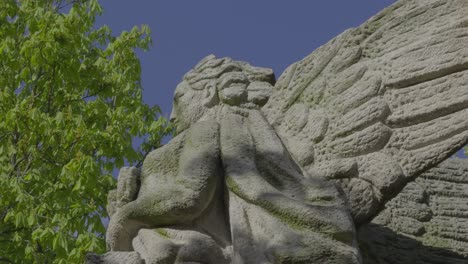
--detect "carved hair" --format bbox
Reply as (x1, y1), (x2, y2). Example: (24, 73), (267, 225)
(183, 55), (275, 107)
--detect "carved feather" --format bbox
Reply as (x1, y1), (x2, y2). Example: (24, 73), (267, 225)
(263, 0), (468, 224)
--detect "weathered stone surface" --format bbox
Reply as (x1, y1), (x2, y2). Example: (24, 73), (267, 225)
(104, 56), (360, 263)
(107, 167), (140, 217)
(91, 0), (468, 263)
(358, 158), (468, 264)
(85, 251), (143, 264)
(133, 228), (232, 264)
(263, 0), (468, 225)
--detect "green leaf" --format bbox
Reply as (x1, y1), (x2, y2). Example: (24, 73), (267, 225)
(27, 211), (35, 226)
(25, 245), (33, 256)
(14, 212), (25, 227)
(52, 233), (59, 250)
(56, 111), (63, 123)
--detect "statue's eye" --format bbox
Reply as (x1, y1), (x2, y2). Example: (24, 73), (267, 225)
(174, 91), (183, 101)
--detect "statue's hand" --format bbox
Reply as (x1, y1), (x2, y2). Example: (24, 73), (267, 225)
(117, 167), (140, 203)
(107, 167), (141, 217)
(106, 189), (118, 217)
(106, 202), (141, 251)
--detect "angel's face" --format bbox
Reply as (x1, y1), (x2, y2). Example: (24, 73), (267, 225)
(169, 81), (211, 134)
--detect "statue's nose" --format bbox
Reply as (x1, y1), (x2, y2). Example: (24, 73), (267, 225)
(169, 109), (177, 122)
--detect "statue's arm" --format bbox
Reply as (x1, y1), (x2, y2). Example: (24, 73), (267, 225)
(107, 121), (221, 251)
(133, 120), (222, 224)
(107, 167), (140, 217)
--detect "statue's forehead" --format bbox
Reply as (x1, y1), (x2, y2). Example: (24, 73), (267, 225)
(174, 81), (196, 97)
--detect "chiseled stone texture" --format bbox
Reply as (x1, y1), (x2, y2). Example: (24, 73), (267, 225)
(104, 56), (360, 263)
(358, 158), (468, 264)
(89, 0), (468, 263)
(263, 0), (468, 225)
(107, 167), (140, 217)
(86, 251), (143, 264)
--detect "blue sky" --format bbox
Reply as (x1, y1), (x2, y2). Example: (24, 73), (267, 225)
(94, 1), (467, 158)
(95, 1), (396, 115)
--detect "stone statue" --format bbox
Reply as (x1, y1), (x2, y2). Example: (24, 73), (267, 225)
(106, 56), (360, 263)
(89, 0), (468, 263)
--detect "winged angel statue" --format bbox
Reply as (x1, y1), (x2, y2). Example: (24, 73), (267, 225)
(95, 0), (468, 263)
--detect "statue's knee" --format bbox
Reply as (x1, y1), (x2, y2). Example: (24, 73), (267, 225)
(133, 229), (180, 263)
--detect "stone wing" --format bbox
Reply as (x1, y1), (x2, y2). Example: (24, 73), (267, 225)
(262, 0), (468, 224)
(359, 158), (468, 263)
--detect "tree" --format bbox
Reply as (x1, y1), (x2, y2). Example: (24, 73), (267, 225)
(0, 0), (170, 262)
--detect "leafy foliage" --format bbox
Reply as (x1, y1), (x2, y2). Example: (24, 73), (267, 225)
(0, 0), (169, 262)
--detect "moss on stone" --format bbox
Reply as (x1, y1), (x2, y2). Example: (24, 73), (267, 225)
(154, 228), (170, 239)
(226, 175), (353, 244)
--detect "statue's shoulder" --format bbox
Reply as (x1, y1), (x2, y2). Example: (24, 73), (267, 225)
(152, 131), (186, 157)
(141, 131), (186, 177)
(141, 119), (222, 177)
